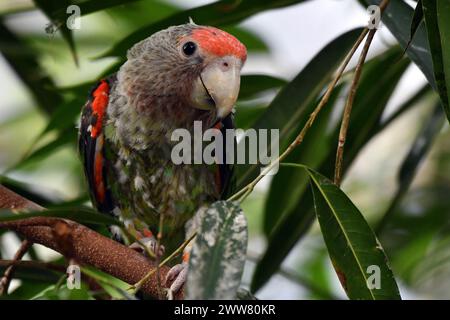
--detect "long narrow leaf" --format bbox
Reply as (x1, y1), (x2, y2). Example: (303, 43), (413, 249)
(0, 208), (121, 226)
(360, 0), (435, 89)
(404, 0), (423, 53)
(237, 28), (364, 189)
(100, 0), (310, 58)
(186, 201), (247, 299)
(251, 47), (410, 292)
(262, 84), (343, 236)
(306, 166), (401, 300)
(0, 21), (63, 115)
(422, 0), (450, 122)
(376, 102), (445, 234)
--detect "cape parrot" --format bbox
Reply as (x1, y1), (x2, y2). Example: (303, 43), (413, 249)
(78, 22), (247, 298)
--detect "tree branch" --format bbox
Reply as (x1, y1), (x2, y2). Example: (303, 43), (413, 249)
(0, 185), (183, 299)
(0, 239), (31, 295)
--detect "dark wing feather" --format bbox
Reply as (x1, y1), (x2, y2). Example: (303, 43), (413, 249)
(218, 113), (236, 199)
(78, 76), (116, 214)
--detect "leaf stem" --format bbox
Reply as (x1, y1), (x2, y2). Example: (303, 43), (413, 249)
(333, 0), (391, 186)
(0, 239), (31, 295)
(334, 29), (377, 186)
(156, 214), (164, 299)
(228, 28), (370, 203)
(130, 232), (196, 294)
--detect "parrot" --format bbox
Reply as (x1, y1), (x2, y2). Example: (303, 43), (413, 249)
(78, 21), (247, 298)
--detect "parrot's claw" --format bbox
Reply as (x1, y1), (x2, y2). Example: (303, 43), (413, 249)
(165, 262), (188, 300)
(129, 236), (165, 258)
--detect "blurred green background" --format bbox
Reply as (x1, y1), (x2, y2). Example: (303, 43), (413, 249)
(1, 0), (450, 299)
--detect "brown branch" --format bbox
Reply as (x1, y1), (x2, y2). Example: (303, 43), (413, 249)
(0, 185), (182, 299)
(0, 239), (31, 295)
(0, 259), (65, 272)
(0, 259), (116, 297)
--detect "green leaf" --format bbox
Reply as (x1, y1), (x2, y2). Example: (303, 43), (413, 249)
(399, 104), (444, 188)
(234, 104), (266, 129)
(239, 75), (287, 100)
(300, 248), (336, 299)
(0, 21), (63, 115)
(11, 128), (77, 170)
(186, 201), (247, 299)
(40, 98), (84, 136)
(236, 28), (364, 189)
(34, 0), (140, 23)
(0, 207), (121, 226)
(100, 0), (310, 58)
(437, 0), (450, 106)
(0, 263), (61, 284)
(380, 186), (450, 284)
(33, 0), (141, 65)
(404, 0), (423, 53)
(376, 102), (444, 234)
(360, 0), (436, 89)
(251, 47), (410, 292)
(306, 166), (401, 300)
(8, 282), (59, 300)
(31, 282), (93, 300)
(250, 188), (315, 293)
(422, 0), (450, 122)
(262, 83), (343, 237)
(80, 266), (135, 300)
(0, 176), (58, 207)
(69, 0), (140, 16)
(34, 0), (78, 65)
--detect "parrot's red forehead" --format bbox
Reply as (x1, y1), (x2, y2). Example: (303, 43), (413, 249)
(191, 27), (247, 62)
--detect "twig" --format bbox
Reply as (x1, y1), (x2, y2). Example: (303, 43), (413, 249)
(334, 0), (391, 186)
(0, 185), (183, 299)
(0, 259), (129, 298)
(0, 259), (65, 272)
(131, 232), (196, 294)
(228, 0), (391, 202)
(228, 29), (369, 202)
(0, 239), (31, 295)
(334, 30), (377, 186)
(156, 213), (164, 299)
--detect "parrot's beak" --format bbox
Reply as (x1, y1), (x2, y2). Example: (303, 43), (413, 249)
(191, 56), (242, 119)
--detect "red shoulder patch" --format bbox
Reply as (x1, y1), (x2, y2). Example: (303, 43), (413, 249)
(91, 80), (110, 138)
(94, 135), (106, 203)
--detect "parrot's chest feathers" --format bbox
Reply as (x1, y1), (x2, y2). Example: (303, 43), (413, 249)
(105, 91), (219, 229)
(113, 148), (217, 226)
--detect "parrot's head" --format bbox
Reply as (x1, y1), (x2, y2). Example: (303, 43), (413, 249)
(118, 22), (247, 127)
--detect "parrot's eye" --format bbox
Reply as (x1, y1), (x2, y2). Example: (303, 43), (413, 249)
(182, 41), (197, 56)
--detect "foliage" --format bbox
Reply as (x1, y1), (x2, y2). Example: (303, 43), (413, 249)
(0, 0), (450, 300)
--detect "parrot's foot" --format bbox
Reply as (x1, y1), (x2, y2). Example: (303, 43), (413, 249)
(165, 262), (188, 300)
(129, 236), (165, 258)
